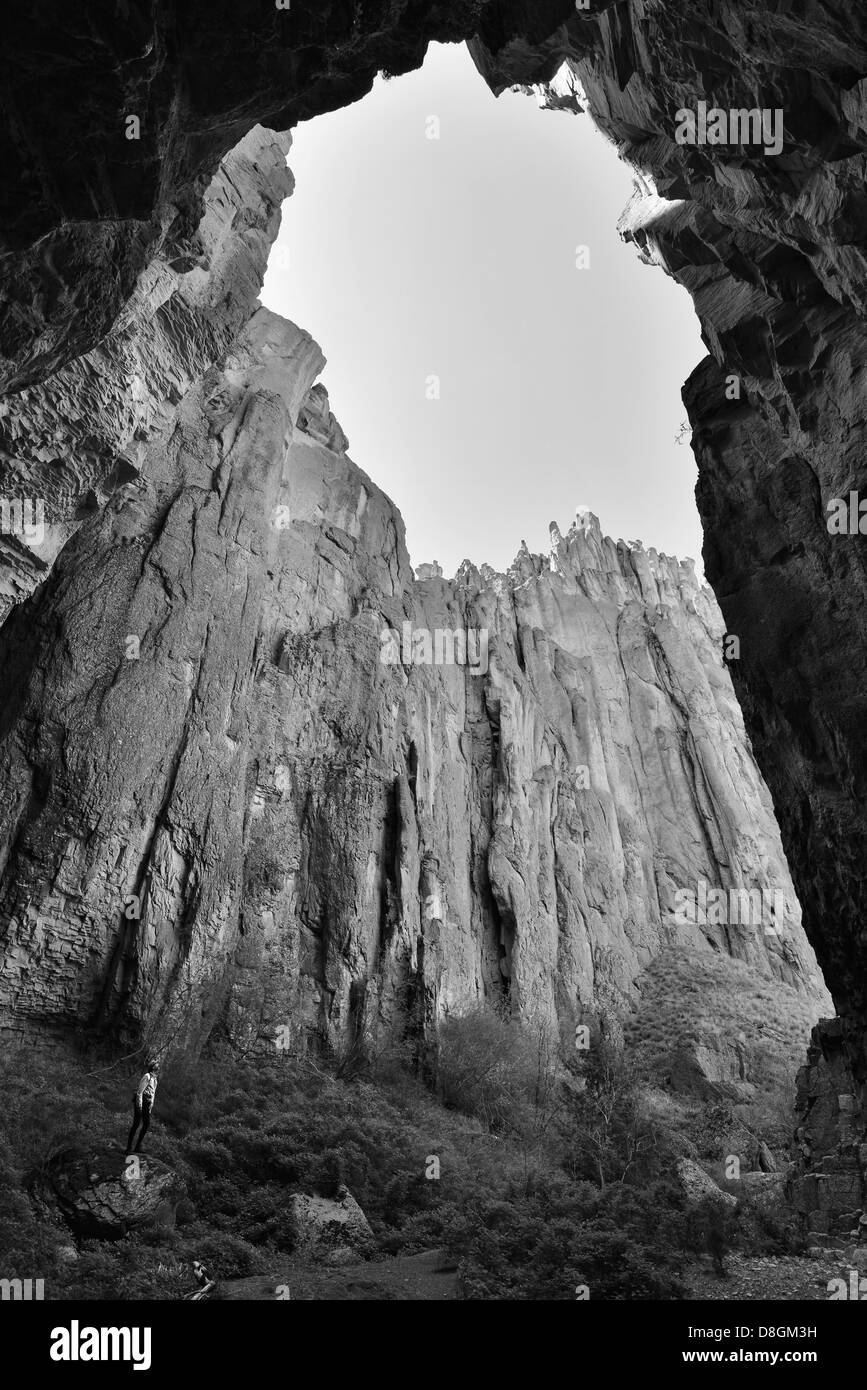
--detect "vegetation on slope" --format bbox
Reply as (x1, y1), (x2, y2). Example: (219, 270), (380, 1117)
(0, 993), (804, 1300)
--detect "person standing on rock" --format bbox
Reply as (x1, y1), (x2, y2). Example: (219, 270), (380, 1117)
(126, 1061), (159, 1154)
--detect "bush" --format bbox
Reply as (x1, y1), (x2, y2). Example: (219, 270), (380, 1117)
(444, 1183), (687, 1300)
(565, 1042), (672, 1188)
(684, 1196), (738, 1274)
(436, 1006), (556, 1134)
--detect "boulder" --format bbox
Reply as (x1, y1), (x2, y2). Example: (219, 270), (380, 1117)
(735, 1170), (799, 1247)
(738, 1171), (787, 1210)
(37, 1148), (186, 1240)
(289, 1184), (374, 1266)
(756, 1140), (777, 1173)
(677, 1158), (737, 1210)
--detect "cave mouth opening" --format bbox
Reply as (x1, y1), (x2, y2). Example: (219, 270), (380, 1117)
(261, 40), (706, 582)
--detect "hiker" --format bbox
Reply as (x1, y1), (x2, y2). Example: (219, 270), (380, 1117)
(126, 1061), (159, 1154)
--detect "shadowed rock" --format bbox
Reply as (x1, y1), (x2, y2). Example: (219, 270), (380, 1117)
(678, 1157), (737, 1211)
(37, 1148), (186, 1241)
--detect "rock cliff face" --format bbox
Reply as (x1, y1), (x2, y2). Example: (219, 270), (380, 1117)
(466, 0), (867, 1234)
(0, 126), (293, 621)
(3, 2), (867, 1219)
(0, 129), (828, 1075)
(0, 0), (574, 394)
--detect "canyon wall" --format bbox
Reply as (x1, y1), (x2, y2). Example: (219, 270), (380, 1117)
(2, 1), (866, 1223)
(470, 0), (867, 1231)
(0, 0), (575, 394)
(0, 126), (294, 620)
(0, 128), (827, 1077)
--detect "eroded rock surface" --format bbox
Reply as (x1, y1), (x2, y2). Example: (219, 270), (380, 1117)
(471, 0), (867, 1235)
(37, 1149), (186, 1241)
(0, 130), (827, 1082)
(4, 4), (867, 1220)
(290, 1185), (375, 1266)
(677, 1157), (737, 1212)
(0, 0), (574, 392)
(0, 125), (293, 621)
(792, 1019), (867, 1237)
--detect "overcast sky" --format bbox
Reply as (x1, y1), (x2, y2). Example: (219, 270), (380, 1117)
(263, 41), (706, 578)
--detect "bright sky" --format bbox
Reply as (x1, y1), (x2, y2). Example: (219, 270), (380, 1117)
(262, 41), (706, 578)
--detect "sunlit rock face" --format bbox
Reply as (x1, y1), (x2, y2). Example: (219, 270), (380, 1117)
(0, 129), (828, 1070)
(2, 1), (865, 1213)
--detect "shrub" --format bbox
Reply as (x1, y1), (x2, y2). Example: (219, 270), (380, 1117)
(445, 1184), (687, 1300)
(436, 1006), (556, 1135)
(564, 1042), (671, 1188)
